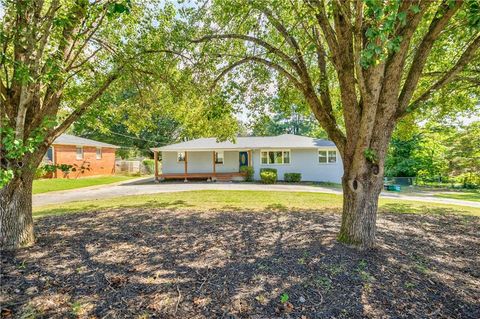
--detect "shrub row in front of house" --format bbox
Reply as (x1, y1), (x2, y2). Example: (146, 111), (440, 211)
(259, 168), (301, 184)
(284, 173), (301, 183)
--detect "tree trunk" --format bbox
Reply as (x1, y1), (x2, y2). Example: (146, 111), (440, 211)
(0, 173), (35, 250)
(338, 163), (384, 249)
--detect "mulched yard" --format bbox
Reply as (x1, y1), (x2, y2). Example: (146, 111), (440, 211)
(1, 207), (479, 318)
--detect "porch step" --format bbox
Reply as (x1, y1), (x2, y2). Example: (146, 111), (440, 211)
(216, 175), (233, 182)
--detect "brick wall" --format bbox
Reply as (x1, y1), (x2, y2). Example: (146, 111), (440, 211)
(53, 144), (116, 178)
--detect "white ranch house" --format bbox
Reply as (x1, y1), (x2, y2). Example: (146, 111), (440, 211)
(151, 134), (343, 182)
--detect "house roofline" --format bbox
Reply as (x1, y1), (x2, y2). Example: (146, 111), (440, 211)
(52, 142), (121, 149)
(150, 146), (338, 152)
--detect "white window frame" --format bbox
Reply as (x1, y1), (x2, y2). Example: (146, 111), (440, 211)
(177, 152), (185, 162)
(260, 149), (291, 165)
(319, 149), (337, 164)
(76, 146), (84, 160)
(96, 147), (102, 160)
(215, 151), (224, 164)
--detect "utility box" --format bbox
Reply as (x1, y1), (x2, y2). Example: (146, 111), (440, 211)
(386, 185), (401, 192)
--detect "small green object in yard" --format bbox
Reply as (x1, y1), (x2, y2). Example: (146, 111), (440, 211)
(280, 293), (289, 303)
(387, 185), (401, 192)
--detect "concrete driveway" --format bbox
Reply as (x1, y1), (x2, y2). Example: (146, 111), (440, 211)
(33, 177), (480, 208)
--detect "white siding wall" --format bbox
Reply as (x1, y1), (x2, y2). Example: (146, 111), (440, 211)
(186, 151), (214, 173)
(161, 151), (184, 174)
(252, 148), (343, 183)
(161, 151), (240, 174)
(216, 151), (240, 173)
(162, 149), (343, 182)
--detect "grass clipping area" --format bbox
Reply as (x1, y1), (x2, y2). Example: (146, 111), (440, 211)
(33, 190), (480, 218)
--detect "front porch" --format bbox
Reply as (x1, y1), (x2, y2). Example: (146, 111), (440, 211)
(158, 172), (247, 182)
(153, 149), (252, 182)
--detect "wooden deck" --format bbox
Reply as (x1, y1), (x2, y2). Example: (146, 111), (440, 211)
(158, 172), (246, 181)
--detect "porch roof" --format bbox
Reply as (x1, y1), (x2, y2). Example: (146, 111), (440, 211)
(151, 134), (335, 152)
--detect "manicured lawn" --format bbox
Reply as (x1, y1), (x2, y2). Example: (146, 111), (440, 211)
(435, 191), (480, 203)
(32, 175), (139, 194)
(33, 190), (480, 218)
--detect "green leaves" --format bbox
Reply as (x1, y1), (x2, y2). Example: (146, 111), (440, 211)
(466, 0), (480, 29)
(107, 0), (132, 17)
(0, 170), (15, 188)
(364, 148), (378, 164)
(360, 0), (408, 68)
(0, 125), (44, 187)
(280, 293), (289, 303)
(411, 5), (421, 14)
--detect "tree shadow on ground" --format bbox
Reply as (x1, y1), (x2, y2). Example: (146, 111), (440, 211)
(380, 203), (472, 215)
(1, 207), (479, 318)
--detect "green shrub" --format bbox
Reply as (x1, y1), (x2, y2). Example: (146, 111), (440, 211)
(142, 159), (155, 174)
(35, 164), (59, 179)
(34, 166), (45, 179)
(260, 170), (277, 184)
(284, 173), (301, 183)
(458, 173), (480, 189)
(240, 166), (254, 181)
(42, 164), (58, 174)
(260, 168), (277, 174)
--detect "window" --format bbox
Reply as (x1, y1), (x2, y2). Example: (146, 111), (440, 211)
(96, 147), (102, 160)
(76, 146), (83, 160)
(318, 150), (327, 163)
(260, 150), (290, 165)
(283, 151), (290, 164)
(261, 151), (268, 164)
(328, 150), (337, 163)
(319, 150), (336, 164)
(44, 147), (54, 162)
(215, 151), (224, 164)
(177, 152), (185, 162)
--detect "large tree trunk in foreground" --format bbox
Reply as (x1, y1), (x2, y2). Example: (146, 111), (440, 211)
(0, 173), (35, 250)
(338, 162), (385, 249)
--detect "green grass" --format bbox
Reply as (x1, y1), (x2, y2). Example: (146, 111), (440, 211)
(33, 175), (139, 194)
(33, 190), (480, 218)
(434, 191), (480, 203)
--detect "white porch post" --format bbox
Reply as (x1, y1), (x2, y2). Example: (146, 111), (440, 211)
(184, 151), (188, 182)
(154, 151), (159, 182)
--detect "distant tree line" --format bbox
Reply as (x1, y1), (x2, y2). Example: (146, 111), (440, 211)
(385, 121), (480, 188)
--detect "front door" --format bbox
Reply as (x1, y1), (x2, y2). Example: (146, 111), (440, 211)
(239, 151), (248, 169)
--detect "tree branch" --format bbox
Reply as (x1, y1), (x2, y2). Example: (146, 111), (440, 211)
(260, 8), (308, 75)
(211, 56), (304, 91)
(66, 10), (107, 70)
(139, 49), (193, 63)
(309, 0), (340, 65)
(67, 47), (102, 71)
(398, 0), (462, 112)
(402, 34), (480, 116)
(51, 70), (121, 139)
(312, 29), (334, 117)
(32, 0), (60, 76)
(192, 34), (302, 75)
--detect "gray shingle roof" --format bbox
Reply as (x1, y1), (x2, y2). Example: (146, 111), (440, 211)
(151, 134), (335, 151)
(53, 134), (120, 148)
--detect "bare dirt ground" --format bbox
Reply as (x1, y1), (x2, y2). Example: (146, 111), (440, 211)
(1, 208), (479, 318)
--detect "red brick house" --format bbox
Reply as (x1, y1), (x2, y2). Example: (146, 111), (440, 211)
(43, 134), (119, 178)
